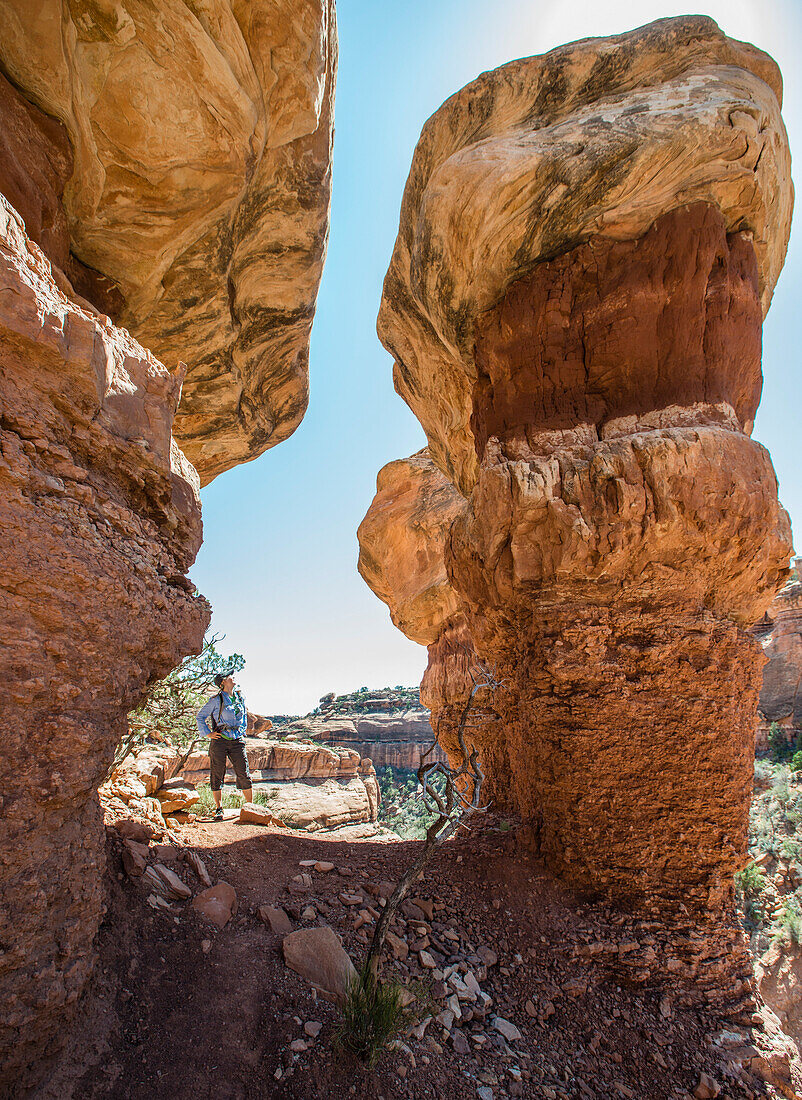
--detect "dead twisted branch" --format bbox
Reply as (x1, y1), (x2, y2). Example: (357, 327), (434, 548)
(363, 660), (501, 982)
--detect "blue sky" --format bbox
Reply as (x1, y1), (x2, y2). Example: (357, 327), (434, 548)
(191, 0), (802, 715)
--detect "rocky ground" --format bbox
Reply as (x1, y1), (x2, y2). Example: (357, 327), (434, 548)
(40, 812), (794, 1100)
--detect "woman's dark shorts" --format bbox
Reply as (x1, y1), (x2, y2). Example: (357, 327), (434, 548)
(209, 738), (252, 791)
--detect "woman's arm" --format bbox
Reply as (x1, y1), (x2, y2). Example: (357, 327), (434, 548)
(196, 696), (220, 738)
(236, 692), (249, 737)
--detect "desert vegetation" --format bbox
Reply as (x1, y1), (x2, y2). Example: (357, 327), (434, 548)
(737, 742), (802, 951)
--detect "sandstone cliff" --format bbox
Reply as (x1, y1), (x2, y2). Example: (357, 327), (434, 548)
(359, 15), (794, 1012)
(753, 576), (802, 749)
(0, 0), (336, 483)
(0, 195), (210, 1091)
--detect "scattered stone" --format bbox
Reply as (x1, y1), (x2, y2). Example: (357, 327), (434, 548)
(147, 893), (173, 912)
(151, 843), (181, 861)
(183, 849), (212, 887)
(419, 950), (436, 969)
(452, 1030), (470, 1055)
(524, 1000), (537, 1018)
(201, 939), (212, 954)
(386, 931), (408, 960)
(339, 892), (363, 906)
(477, 1087), (494, 1100)
(315, 861), (335, 873)
(477, 946), (498, 968)
(155, 786), (199, 814)
(693, 1074), (721, 1099)
(282, 926), (357, 1004)
(259, 906), (294, 935)
(116, 820), (156, 843)
(410, 897), (434, 921)
(143, 864), (191, 902)
(121, 846), (146, 878)
(459, 972), (479, 998)
(304, 1021), (322, 1038)
(301, 906), (316, 921)
(192, 883), (237, 929)
(299, 860), (317, 867)
(493, 1016), (522, 1042)
(289, 1039), (308, 1052)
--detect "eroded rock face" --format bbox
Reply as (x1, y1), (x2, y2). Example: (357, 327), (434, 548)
(0, 0), (336, 483)
(753, 581), (802, 748)
(0, 196), (209, 1089)
(360, 16), (793, 1005)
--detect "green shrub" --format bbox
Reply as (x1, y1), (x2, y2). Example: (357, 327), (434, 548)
(377, 766), (447, 840)
(336, 968), (407, 1067)
(769, 722), (793, 762)
(736, 862), (768, 899)
(735, 862), (768, 927)
(774, 898), (802, 945)
(791, 752), (802, 774)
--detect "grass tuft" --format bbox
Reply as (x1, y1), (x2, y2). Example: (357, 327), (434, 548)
(192, 785), (244, 815)
(336, 966), (408, 1068)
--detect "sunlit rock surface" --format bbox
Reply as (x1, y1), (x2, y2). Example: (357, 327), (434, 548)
(0, 0), (337, 483)
(379, 15), (792, 495)
(360, 15), (794, 1009)
(0, 195), (209, 1091)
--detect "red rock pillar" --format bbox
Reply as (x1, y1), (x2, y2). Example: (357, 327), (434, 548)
(446, 206), (791, 929)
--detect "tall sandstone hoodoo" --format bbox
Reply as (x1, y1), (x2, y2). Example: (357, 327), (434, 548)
(0, 1), (336, 1090)
(359, 16), (794, 1003)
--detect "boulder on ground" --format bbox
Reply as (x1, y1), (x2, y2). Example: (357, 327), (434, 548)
(260, 906), (294, 935)
(282, 927), (357, 1004)
(155, 784), (199, 814)
(115, 820), (156, 843)
(192, 883), (237, 929)
(143, 864), (191, 902)
(239, 803), (284, 827)
(121, 846), (146, 878)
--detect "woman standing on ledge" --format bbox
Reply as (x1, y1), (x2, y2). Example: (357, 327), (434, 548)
(196, 672), (252, 820)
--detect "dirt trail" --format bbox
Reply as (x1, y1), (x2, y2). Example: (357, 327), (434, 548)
(54, 816), (778, 1100)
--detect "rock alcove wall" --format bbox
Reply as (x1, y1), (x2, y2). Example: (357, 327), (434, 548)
(0, 1), (336, 1090)
(359, 15), (794, 1005)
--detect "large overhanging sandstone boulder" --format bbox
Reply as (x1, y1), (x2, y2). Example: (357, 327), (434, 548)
(360, 15), (794, 1008)
(0, 195), (209, 1090)
(0, 0), (336, 483)
(379, 15), (792, 494)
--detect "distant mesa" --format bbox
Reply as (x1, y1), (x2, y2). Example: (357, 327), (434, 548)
(262, 686), (446, 771)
